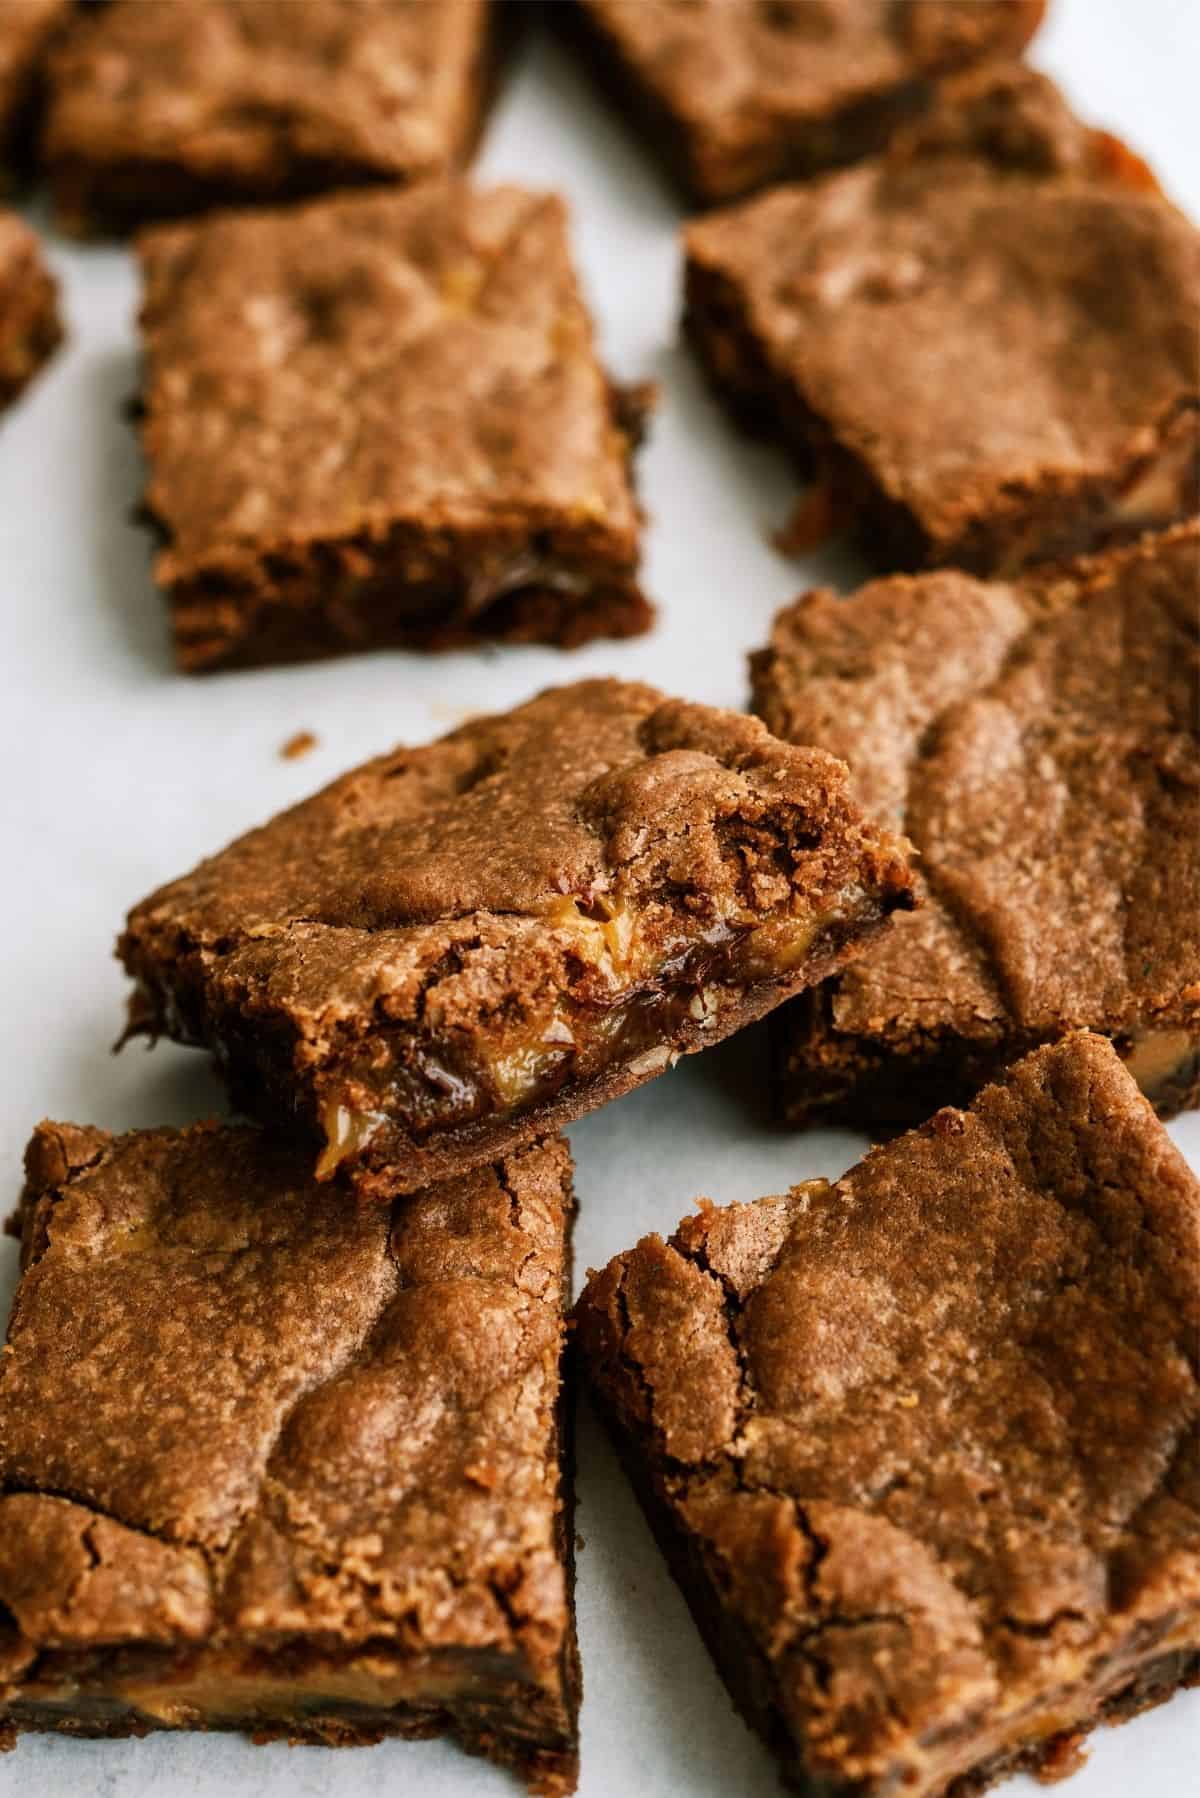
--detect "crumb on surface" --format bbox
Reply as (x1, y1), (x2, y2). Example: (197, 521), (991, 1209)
(280, 730), (318, 761)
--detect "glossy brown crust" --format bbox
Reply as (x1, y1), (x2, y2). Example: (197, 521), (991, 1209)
(40, 0), (499, 234)
(0, 0), (68, 179)
(576, 1035), (1200, 1798)
(0, 1121), (579, 1794)
(118, 678), (914, 1198)
(566, 0), (1045, 204)
(751, 523), (1200, 1132)
(134, 183), (653, 671)
(0, 210), (62, 409)
(684, 64), (1200, 576)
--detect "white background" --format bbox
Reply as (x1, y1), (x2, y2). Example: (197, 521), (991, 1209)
(2, 1), (1198, 1793)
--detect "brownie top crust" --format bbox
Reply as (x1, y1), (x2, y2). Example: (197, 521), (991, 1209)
(576, 1032), (1200, 1793)
(684, 65), (1200, 560)
(42, 0), (491, 193)
(578, 0), (1044, 198)
(752, 524), (1200, 1065)
(136, 182), (640, 585)
(0, 1121), (573, 1674)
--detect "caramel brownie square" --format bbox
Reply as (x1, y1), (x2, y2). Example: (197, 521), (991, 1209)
(0, 0), (68, 181)
(118, 678), (914, 1199)
(685, 65), (1200, 575)
(0, 1121), (580, 1794)
(41, 0), (499, 233)
(577, 1033), (1200, 1798)
(751, 522), (1200, 1131)
(134, 182), (655, 670)
(0, 211), (61, 410)
(568, 0), (1044, 205)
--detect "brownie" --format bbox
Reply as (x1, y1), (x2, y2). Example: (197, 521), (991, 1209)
(40, 0), (500, 234)
(118, 678), (914, 1199)
(0, 210), (61, 411)
(0, 1120), (580, 1794)
(576, 1033), (1200, 1797)
(684, 64), (1200, 576)
(751, 523), (1200, 1132)
(133, 183), (654, 671)
(0, 0), (68, 182)
(567, 0), (1045, 205)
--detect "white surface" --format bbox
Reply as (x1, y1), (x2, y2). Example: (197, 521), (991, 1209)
(2, 1), (1199, 1793)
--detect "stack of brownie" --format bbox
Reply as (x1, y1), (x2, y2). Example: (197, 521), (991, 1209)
(1, 4), (1198, 1796)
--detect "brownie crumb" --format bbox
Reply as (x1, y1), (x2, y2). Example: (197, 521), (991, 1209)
(279, 730), (318, 761)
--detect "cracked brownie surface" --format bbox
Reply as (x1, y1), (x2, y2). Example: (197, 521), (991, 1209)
(135, 182), (653, 670)
(41, 0), (497, 233)
(684, 64), (1200, 574)
(0, 209), (61, 410)
(576, 1033), (1200, 1797)
(0, 1120), (579, 1793)
(569, 0), (1044, 204)
(751, 522), (1200, 1131)
(119, 678), (914, 1198)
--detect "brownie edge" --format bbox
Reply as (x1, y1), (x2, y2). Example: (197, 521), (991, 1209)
(0, 211), (61, 409)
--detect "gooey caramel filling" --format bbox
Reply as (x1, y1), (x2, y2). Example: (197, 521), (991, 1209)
(315, 893), (839, 1174)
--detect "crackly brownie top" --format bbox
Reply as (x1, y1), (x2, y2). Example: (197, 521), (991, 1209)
(685, 65), (1200, 546)
(582, 0), (1043, 145)
(577, 1033), (1200, 1788)
(43, 0), (489, 180)
(137, 182), (639, 579)
(120, 677), (912, 1045)
(752, 523), (1200, 1049)
(0, 1121), (572, 1671)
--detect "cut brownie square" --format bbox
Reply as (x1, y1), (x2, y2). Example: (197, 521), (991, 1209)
(41, 0), (500, 233)
(0, 1120), (580, 1794)
(134, 182), (655, 670)
(0, 0), (68, 181)
(577, 1033), (1200, 1798)
(567, 0), (1044, 205)
(118, 678), (914, 1199)
(0, 210), (61, 411)
(751, 522), (1200, 1131)
(684, 64), (1200, 575)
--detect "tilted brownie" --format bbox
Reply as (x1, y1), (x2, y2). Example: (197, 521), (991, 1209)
(577, 1033), (1200, 1797)
(40, 0), (499, 233)
(684, 64), (1200, 575)
(0, 1121), (580, 1794)
(0, 211), (61, 411)
(751, 523), (1200, 1131)
(118, 679), (914, 1199)
(566, 0), (1044, 205)
(0, 0), (68, 181)
(134, 183), (654, 671)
